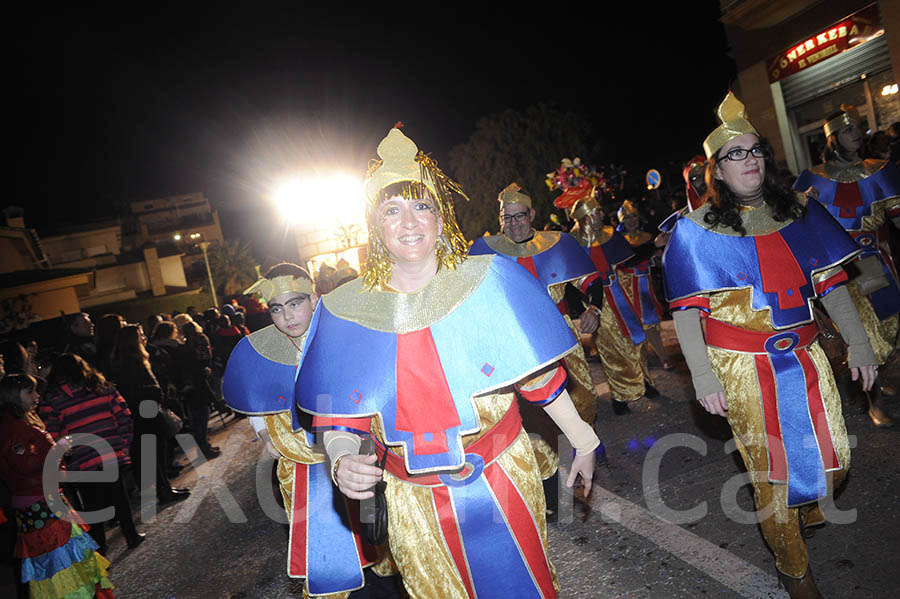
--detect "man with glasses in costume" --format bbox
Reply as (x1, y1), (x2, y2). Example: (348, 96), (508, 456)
(469, 183), (602, 517)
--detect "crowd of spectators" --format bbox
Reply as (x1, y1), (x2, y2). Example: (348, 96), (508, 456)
(0, 293), (276, 596)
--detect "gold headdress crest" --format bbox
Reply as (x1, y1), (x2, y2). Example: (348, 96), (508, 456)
(703, 92), (759, 159)
(361, 127), (469, 288)
(823, 104), (860, 138)
(497, 182), (533, 209)
(569, 196), (600, 222)
(617, 200), (639, 222)
(243, 276), (314, 304)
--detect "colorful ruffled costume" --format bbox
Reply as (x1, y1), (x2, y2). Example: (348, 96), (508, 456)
(295, 254), (577, 598)
(223, 324), (383, 597)
(0, 413), (114, 599)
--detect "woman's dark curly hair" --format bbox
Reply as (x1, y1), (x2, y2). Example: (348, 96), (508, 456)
(703, 138), (806, 235)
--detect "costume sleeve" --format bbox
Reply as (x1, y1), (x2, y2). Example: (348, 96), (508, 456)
(323, 430), (362, 463)
(672, 308), (725, 399)
(542, 389), (600, 456)
(811, 265), (849, 297)
(669, 294), (711, 316)
(311, 414), (374, 436)
(515, 363), (568, 405)
(819, 285), (877, 368)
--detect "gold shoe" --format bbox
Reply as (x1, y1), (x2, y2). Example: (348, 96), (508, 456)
(866, 390), (895, 428)
(868, 405), (895, 428)
(778, 567), (822, 599)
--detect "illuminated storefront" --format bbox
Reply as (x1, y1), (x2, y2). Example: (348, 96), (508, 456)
(721, 1), (900, 173)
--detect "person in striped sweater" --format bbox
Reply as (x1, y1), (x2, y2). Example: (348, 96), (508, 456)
(40, 354), (144, 552)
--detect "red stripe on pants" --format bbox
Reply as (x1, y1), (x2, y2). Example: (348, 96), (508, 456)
(796, 350), (838, 470)
(483, 463), (556, 598)
(433, 487), (475, 598)
(754, 356), (788, 483)
(288, 462), (308, 577)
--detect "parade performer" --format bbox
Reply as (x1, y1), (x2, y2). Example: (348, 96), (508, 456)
(656, 155), (707, 246)
(561, 191), (654, 416)
(664, 92), (878, 598)
(294, 127), (599, 598)
(222, 264), (388, 598)
(468, 182), (600, 510)
(0, 374), (114, 599)
(616, 200), (671, 370)
(793, 104), (900, 427)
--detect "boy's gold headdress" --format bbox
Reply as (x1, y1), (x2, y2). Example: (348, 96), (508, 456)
(243, 276), (313, 304)
(823, 104), (860, 138)
(497, 183), (533, 209)
(362, 127), (469, 288)
(703, 92), (759, 159)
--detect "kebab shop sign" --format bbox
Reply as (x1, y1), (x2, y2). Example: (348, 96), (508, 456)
(767, 4), (882, 84)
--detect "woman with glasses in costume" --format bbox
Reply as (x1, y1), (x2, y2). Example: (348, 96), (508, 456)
(294, 127), (598, 598)
(664, 93), (877, 598)
(793, 104), (900, 428)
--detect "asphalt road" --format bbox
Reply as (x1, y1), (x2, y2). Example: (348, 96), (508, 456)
(104, 320), (900, 598)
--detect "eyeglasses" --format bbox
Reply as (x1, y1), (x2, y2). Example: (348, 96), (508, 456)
(720, 144), (768, 162)
(501, 212), (529, 223)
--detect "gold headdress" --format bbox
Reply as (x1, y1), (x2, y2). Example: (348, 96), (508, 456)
(823, 104), (860, 138)
(569, 195), (600, 222)
(243, 276), (314, 304)
(616, 199), (639, 223)
(361, 127), (469, 288)
(703, 92), (759, 159)
(497, 182), (533, 209)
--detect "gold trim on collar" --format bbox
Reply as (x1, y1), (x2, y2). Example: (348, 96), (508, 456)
(244, 276), (313, 304)
(810, 159), (887, 184)
(484, 230), (560, 257)
(247, 324), (306, 366)
(623, 231), (651, 247)
(575, 225), (614, 247)
(321, 255), (493, 334)
(686, 195), (806, 237)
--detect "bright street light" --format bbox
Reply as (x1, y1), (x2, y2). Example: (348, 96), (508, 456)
(272, 172), (366, 229)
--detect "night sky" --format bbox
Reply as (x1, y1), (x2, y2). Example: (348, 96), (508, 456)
(12, 2), (735, 259)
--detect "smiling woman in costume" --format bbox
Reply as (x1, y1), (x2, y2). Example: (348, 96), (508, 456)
(793, 104), (900, 427)
(293, 126), (598, 598)
(663, 92), (877, 599)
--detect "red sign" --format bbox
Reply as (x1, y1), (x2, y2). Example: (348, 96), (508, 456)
(767, 4), (882, 83)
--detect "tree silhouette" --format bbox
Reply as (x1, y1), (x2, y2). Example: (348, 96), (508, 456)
(207, 240), (259, 297)
(447, 103), (602, 240)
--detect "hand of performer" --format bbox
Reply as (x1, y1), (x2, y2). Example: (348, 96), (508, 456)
(803, 186), (819, 202)
(851, 364), (877, 392)
(579, 308), (599, 334)
(257, 429), (281, 460)
(335, 454), (383, 500)
(698, 390), (728, 417)
(567, 453), (595, 498)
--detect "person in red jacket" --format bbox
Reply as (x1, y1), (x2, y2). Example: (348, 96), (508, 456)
(0, 373), (114, 598)
(41, 354), (144, 552)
